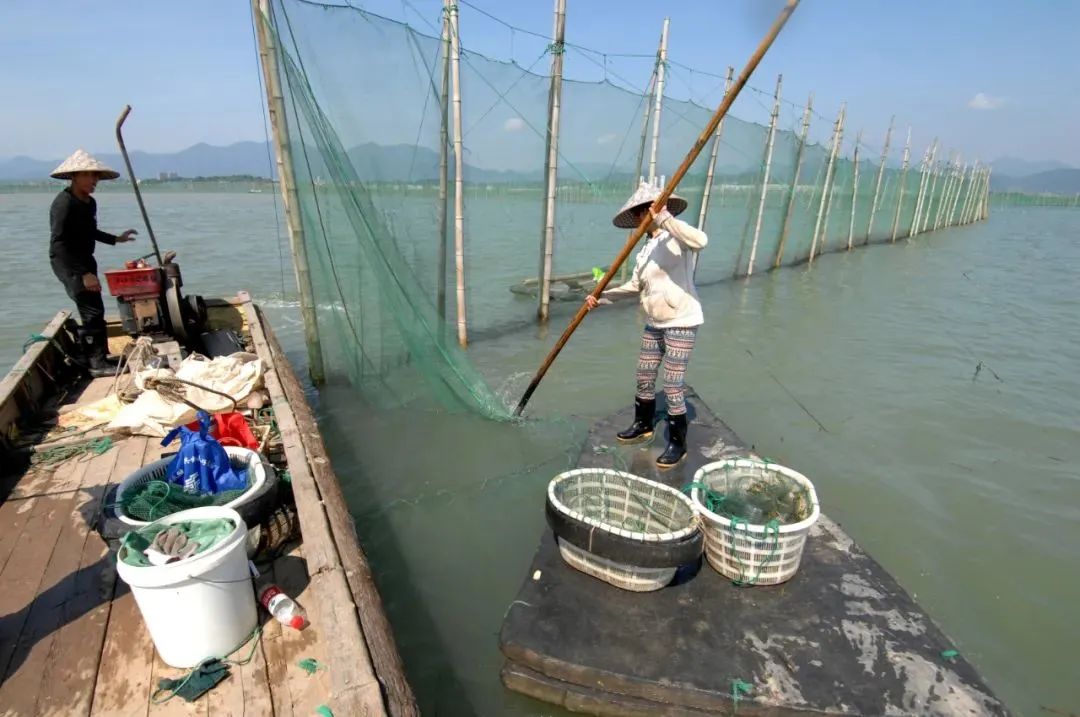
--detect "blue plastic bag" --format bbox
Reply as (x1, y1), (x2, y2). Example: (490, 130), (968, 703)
(161, 411), (247, 495)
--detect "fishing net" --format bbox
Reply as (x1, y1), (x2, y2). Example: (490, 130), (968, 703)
(119, 518), (237, 567)
(689, 462), (812, 526)
(118, 480), (248, 523)
(257, 0), (951, 414)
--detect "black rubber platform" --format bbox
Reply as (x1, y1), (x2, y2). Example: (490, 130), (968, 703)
(499, 390), (1008, 716)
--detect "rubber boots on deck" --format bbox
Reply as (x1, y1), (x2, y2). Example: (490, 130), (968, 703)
(616, 398), (656, 444)
(656, 413), (688, 470)
(79, 327), (116, 378)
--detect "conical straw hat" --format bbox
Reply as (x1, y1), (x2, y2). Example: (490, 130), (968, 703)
(612, 177), (687, 229)
(50, 149), (120, 180)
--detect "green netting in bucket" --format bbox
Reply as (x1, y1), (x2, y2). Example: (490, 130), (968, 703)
(119, 517), (237, 567)
(689, 459), (820, 586)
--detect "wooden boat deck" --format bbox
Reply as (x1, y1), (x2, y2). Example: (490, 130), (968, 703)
(0, 295), (415, 716)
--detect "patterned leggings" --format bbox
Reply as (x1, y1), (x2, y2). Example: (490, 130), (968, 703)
(634, 325), (698, 416)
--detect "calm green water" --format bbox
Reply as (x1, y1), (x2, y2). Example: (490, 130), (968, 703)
(2, 191), (1077, 716)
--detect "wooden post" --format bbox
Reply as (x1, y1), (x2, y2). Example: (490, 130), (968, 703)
(634, 71), (657, 191)
(889, 127), (911, 242)
(981, 168), (993, 220)
(537, 0), (566, 323)
(960, 164), (976, 224)
(864, 116), (893, 244)
(447, 0), (467, 346)
(745, 73), (782, 276)
(967, 165), (984, 224)
(809, 103), (844, 264)
(934, 154), (957, 231)
(436, 5), (451, 322)
(647, 18), (670, 183)
(910, 139), (936, 237)
(921, 147), (942, 234)
(252, 0), (325, 384)
(697, 67), (735, 230)
(847, 130), (862, 250)
(773, 92), (812, 267)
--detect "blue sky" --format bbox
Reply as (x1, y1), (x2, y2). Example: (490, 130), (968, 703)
(1, 0), (1077, 166)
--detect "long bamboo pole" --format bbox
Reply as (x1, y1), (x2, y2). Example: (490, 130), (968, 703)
(774, 92), (812, 267)
(537, 0), (567, 323)
(625, 69), (657, 284)
(934, 154), (957, 231)
(817, 104), (845, 258)
(697, 66), (735, 230)
(253, 0), (325, 384)
(809, 103), (844, 264)
(514, 0), (801, 416)
(745, 73), (782, 277)
(889, 127), (912, 242)
(949, 162), (969, 226)
(864, 116), (893, 244)
(921, 148), (942, 234)
(966, 165), (983, 224)
(436, 4), (450, 322)
(647, 18), (670, 183)
(910, 139), (936, 237)
(847, 130), (862, 250)
(959, 164), (975, 224)
(447, 0), (467, 347)
(981, 168), (993, 220)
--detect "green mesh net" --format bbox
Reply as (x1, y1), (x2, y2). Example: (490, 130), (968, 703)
(120, 480), (247, 522)
(260, 0), (972, 414)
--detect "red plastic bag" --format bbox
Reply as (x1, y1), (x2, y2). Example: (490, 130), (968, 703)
(185, 412), (258, 450)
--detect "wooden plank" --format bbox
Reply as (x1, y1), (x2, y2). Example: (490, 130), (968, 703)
(35, 447), (123, 716)
(89, 438), (155, 717)
(0, 311), (71, 439)
(0, 453), (95, 714)
(240, 295), (386, 716)
(262, 543), (333, 717)
(257, 302), (417, 717)
(0, 466), (57, 574)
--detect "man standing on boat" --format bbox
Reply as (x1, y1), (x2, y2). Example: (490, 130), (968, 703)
(585, 178), (708, 469)
(48, 149), (137, 377)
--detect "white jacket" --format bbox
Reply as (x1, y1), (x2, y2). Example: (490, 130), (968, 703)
(602, 213), (708, 328)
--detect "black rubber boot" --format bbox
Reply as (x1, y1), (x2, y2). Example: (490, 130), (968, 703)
(656, 413), (688, 469)
(80, 328), (114, 378)
(616, 398), (656, 444)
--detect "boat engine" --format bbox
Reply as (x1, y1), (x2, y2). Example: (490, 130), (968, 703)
(103, 251), (208, 354)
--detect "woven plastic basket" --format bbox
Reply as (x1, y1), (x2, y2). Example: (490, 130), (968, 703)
(113, 447), (269, 527)
(691, 459), (820, 586)
(548, 468), (700, 592)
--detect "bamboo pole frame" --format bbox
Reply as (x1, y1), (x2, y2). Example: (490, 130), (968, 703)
(697, 67), (735, 230)
(864, 116), (893, 244)
(447, 0), (467, 346)
(745, 73), (783, 276)
(253, 0), (325, 384)
(537, 0), (567, 322)
(910, 139), (937, 237)
(809, 103), (844, 264)
(647, 18), (670, 184)
(436, 6), (450, 322)
(847, 130), (862, 251)
(773, 92), (813, 267)
(949, 162), (970, 226)
(921, 149), (942, 234)
(889, 127), (912, 242)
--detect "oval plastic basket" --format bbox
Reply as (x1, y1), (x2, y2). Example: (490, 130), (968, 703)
(547, 468), (702, 592)
(691, 459), (820, 586)
(113, 446), (270, 528)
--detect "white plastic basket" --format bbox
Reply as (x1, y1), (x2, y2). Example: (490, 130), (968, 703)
(691, 459), (820, 586)
(555, 539), (676, 593)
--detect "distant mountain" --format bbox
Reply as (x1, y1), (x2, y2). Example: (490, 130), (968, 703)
(990, 168), (1080, 194)
(990, 157), (1074, 178)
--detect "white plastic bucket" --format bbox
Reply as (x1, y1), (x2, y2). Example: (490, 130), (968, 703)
(115, 506), (257, 668)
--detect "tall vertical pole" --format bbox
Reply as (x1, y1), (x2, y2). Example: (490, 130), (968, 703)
(745, 73), (782, 277)
(864, 116), (893, 243)
(253, 0), (325, 383)
(436, 5), (451, 322)
(773, 92), (813, 267)
(537, 0), (566, 322)
(647, 18), (670, 184)
(809, 102), (844, 264)
(981, 169), (993, 220)
(960, 165), (975, 224)
(889, 127), (911, 242)
(954, 163), (972, 225)
(698, 66), (735, 230)
(963, 164), (981, 224)
(846, 130), (862, 250)
(907, 143), (929, 237)
(934, 154), (957, 231)
(921, 148), (942, 234)
(910, 139), (937, 237)
(634, 71), (657, 190)
(447, 0), (467, 346)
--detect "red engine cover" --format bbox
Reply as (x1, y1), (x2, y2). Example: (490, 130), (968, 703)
(103, 267), (163, 300)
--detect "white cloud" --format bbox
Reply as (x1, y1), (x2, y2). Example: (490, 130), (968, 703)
(503, 117), (525, 132)
(968, 93), (1005, 110)
(597, 133), (618, 145)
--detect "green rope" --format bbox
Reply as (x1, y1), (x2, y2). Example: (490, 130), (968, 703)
(546, 41), (565, 56)
(113, 480), (247, 522)
(297, 657), (325, 675)
(728, 517), (781, 587)
(151, 626), (263, 704)
(23, 333), (49, 353)
(32, 437), (113, 467)
(731, 678), (753, 713)
(315, 706), (334, 717)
